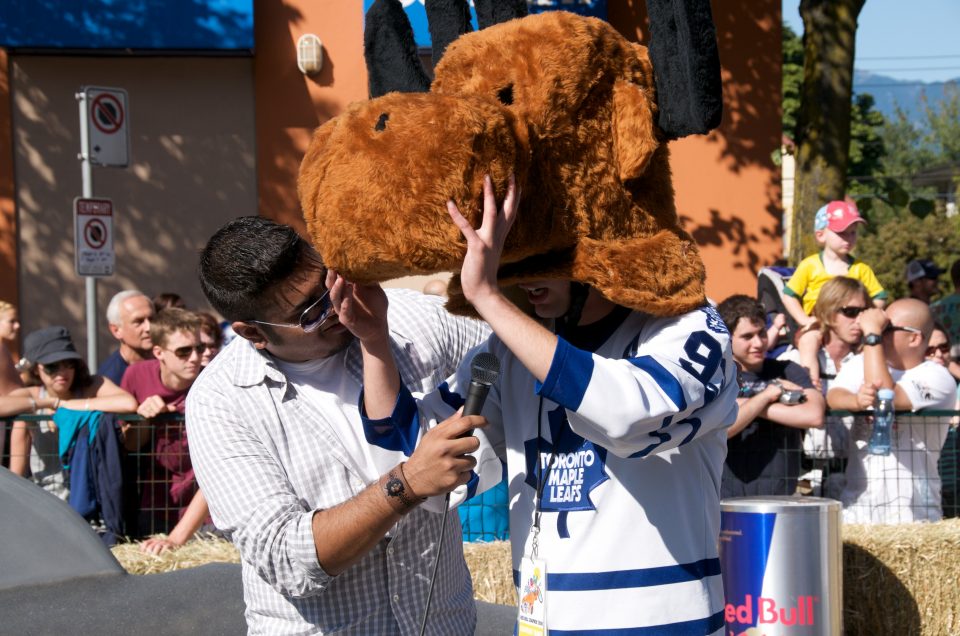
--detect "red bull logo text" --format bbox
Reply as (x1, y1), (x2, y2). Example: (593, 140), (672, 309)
(725, 594), (818, 629)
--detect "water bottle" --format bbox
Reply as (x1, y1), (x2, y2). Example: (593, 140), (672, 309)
(868, 388), (895, 455)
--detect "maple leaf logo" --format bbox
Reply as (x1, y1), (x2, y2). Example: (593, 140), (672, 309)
(523, 405), (608, 538)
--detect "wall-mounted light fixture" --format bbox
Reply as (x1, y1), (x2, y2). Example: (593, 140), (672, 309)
(297, 34), (324, 75)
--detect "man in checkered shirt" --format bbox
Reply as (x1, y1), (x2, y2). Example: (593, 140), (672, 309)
(188, 216), (491, 634)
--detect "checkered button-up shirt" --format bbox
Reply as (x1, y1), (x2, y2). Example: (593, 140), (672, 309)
(187, 290), (490, 635)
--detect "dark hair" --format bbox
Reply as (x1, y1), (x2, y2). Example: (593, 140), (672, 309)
(932, 320), (951, 346)
(198, 216), (313, 322)
(196, 311), (224, 347)
(31, 359), (94, 393)
(152, 292), (185, 312)
(717, 294), (766, 333)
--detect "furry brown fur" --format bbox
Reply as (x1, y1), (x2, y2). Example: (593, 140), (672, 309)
(298, 11), (707, 316)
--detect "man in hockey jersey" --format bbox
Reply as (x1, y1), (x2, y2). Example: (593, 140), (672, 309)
(340, 176), (739, 635)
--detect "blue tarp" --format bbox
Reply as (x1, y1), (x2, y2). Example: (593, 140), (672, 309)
(0, 0), (254, 51)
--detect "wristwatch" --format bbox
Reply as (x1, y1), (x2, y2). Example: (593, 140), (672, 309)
(864, 333), (883, 346)
(383, 466), (420, 512)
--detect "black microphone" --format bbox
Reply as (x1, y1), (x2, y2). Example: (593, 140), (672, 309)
(462, 352), (501, 417)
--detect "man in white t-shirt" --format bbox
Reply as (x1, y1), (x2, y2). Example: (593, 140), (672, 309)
(188, 217), (491, 635)
(827, 298), (956, 523)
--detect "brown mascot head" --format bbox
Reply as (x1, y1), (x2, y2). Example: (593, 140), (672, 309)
(297, 0), (722, 317)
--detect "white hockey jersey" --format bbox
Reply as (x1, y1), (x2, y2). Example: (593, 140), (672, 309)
(370, 305), (739, 634)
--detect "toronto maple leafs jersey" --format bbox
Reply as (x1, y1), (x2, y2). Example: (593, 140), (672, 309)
(369, 305), (738, 634)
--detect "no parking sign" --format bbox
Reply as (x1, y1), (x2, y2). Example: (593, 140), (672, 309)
(74, 197), (115, 276)
(83, 86), (129, 167)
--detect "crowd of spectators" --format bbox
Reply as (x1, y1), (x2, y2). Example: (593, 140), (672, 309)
(716, 200), (960, 524)
(1, 198), (959, 561)
(0, 290), (226, 549)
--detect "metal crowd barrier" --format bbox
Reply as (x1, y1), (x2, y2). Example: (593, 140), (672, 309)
(3, 411), (959, 539)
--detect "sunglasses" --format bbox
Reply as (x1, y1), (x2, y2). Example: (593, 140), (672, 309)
(40, 360), (77, 374)
(165, 344), (206, 359)
(926, 343), (950, 356)
(884, 324), (922, 335)
(836, 306), (866, 318)
(247, 290), (334, 334)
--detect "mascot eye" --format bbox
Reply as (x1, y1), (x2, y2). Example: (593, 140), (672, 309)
(374, 113), (389, 131)
(496, 84), (514, 106)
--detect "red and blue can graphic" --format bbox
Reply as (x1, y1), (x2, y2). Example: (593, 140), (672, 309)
(719, 497), (842, 635)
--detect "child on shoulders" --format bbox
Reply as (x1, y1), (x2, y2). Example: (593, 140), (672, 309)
(783, 199), (887, 329)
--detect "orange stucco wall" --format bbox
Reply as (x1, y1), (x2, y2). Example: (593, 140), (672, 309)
(257, 0), (782, 302)
(0, 50), (17, 317)
(254, 0), (369, 232)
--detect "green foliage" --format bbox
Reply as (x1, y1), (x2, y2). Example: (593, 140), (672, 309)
(855, 210), (960, 300)
(782, 22), (804, 140)
(923, 84), (960, 164)
(847, 93), (885, 179)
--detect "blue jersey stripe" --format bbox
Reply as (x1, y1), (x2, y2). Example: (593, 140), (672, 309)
(358, 383), (420, 456)
(627, 355), (687, 411)
(537, 337), (594, 411)
(438, 381), (465, 410)
(548, 558), (720, 591)
(548, 610), (725, 635)
(512, 558), (720, 591)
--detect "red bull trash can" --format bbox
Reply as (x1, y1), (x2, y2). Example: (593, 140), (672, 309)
(719, 497), (842, 635)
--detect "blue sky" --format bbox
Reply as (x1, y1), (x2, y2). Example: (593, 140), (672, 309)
(782, 0), (960, 84)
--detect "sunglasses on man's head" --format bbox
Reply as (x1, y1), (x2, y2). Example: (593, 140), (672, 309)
(926, 343), (950, 356)
(836, 306), (866, 318)
(40, 360), (76, 374)
(166, 344), (206, 359)
(246, 290), (334, 334)
(884, 324), (922, 335)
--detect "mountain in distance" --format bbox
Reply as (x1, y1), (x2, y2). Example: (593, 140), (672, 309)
(853, 70), (959, 126)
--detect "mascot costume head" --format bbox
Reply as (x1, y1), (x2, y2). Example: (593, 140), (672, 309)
(297, 0), (722, 317)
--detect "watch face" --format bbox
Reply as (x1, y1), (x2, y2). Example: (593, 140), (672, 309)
(386, 477), (404, 497)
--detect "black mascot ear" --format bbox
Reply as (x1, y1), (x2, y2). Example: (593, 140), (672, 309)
(646, 0), (723, 138)
(365, 0), (526, 98)
(364, 0), (431, 97)
(425, 0), (473, 63)
(473, 0), (527, 30)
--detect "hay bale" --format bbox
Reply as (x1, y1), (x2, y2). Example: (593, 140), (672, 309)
(115, 522), (960, 635)
(111, 534), (240, 575)
(843, 519), (960, 636)
(114, 535), (518, 605)
(463, 541), (515, 606)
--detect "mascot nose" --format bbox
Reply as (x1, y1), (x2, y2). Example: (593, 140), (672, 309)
(374, 113), (389, 131)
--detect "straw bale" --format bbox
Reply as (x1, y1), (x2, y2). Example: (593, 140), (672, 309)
(843, 519), (960, 636)
(462, 541), (516, 606)
(111, 533), (240, 575)
(115, 523), (960, 634)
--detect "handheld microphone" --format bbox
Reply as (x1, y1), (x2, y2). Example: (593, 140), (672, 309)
(420, 351), (500, 636)
(462, 352), (501, 417)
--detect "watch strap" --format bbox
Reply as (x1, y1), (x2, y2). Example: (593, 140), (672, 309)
(381, 463), (423, 514)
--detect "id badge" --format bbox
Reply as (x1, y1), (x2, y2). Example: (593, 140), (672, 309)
(517, 557), (548, 635)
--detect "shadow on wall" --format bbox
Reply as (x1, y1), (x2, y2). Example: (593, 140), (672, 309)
(12, 55), (257, 358)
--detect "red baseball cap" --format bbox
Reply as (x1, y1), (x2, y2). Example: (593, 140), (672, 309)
(813, 200), (866, 233)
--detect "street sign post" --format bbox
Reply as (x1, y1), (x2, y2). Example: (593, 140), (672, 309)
(76, 85), (129, 369)
(74, 197), (115, 277)
(83, 86), (129, 167)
